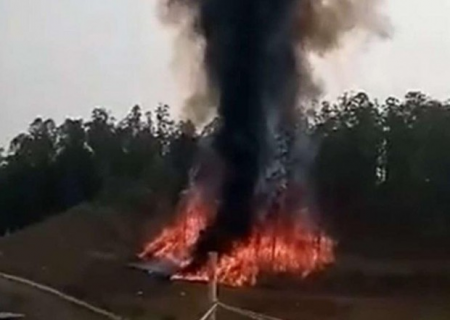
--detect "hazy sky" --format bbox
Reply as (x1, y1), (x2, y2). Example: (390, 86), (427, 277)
(1, 0), (450, 146)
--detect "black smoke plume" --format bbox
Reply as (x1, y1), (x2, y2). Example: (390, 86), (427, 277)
(159, 0), (388, 268)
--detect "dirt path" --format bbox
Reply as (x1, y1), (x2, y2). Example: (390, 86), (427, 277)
(0, 277), (117, 320)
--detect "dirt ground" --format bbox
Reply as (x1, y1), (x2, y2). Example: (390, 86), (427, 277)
(0, 277), (107, 320)
(0, 204), (450, 320)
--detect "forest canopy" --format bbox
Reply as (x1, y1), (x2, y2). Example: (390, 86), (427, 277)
(1, 92), (449, 249)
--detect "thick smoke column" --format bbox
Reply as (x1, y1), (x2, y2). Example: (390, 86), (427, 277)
(193, 0), (301, 266)
(160, 0), (388, 267)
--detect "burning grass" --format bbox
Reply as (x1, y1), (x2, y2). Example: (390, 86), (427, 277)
(139, 190), (335, 287)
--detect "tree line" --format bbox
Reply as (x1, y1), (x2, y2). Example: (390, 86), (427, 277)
(0, 92), (449, 248)
(0, 104), (197, 233)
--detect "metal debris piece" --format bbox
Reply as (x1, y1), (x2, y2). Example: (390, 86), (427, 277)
(0, 313), (25, 319)
(127, 258), (179, 279)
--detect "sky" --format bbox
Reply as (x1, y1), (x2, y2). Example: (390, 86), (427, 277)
(1, 0), (450, 146)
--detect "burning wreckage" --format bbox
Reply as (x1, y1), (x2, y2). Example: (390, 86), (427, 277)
(135, 0), (385, 287)
(138, 181), (335, 287)
(137, 127), (335, 287)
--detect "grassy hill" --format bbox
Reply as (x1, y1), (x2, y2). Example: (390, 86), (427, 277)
(1, 204), (450, 320)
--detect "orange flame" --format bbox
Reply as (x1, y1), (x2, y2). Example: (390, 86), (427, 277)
(139, 190), (335, 287)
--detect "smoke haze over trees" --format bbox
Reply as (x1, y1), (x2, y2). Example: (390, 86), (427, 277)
(1, 92), (450, 253)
